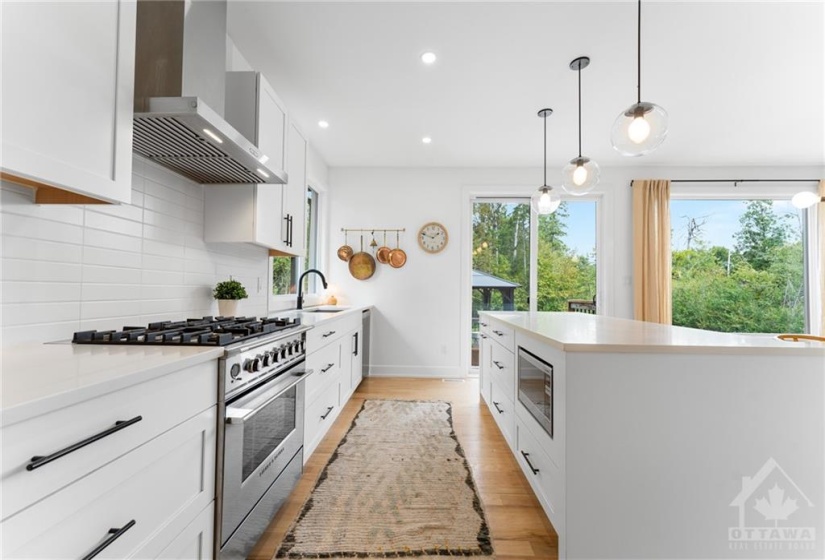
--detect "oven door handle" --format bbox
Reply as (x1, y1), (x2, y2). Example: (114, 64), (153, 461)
(225, 371), (310, 425)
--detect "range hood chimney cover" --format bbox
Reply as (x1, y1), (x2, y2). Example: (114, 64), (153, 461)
(132, 0), (285, 185)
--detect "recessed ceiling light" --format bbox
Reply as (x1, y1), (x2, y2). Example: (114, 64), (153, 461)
(420, 52), (437, 65)
(422, 137), (432, 144)
(318, 120), (329, 129)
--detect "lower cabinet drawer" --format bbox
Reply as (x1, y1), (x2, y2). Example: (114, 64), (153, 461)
(488, 382), (515, 445)
(1, 407), (217, 559)
(304, 380), (340, 459)
(489, 341), (515, 401)
(515, 418), (564, 522)
(1, 361), (216, 520)
(305, 342), (340, 404)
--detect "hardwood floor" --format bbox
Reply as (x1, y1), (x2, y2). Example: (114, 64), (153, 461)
(247, 377), (558, 560)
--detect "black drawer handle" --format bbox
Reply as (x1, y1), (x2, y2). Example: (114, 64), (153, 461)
(480, 322), (488, 327)
(492, 360), (504, 370)
(480, 334), (488, 339)
(521, 451), (540, 475)
(27, 416), (143, 472)
(493, 401), (504, 414)
(321, 363), (335, 373)
(492, 330), (504, 336)
(81, 519), (136, 560)
(321, 406), (334, 420)
(322, 330), (336, 338)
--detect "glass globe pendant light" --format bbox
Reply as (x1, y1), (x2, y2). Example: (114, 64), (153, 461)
(610, 0), (668, 156)
(531, 108), (561, 215)
(562, 56), (600, 195)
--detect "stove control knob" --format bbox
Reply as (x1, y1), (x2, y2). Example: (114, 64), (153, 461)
(243, 357), (260, 373)
(261, 352), (272, 367)
(287, 343), (294, 356)
(230, 363), (241, 380)
(278, 345), (287, 359)
(293, 341), (301, 354)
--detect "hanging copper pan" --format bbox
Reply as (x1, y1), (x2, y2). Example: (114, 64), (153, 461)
(348, 235), (376, 280)
(376, 231), (391, 264)
(337, 231), (353, 261)
(388, 231), (407, 268)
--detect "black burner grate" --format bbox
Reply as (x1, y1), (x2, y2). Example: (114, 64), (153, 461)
(72, 316), (301, 347)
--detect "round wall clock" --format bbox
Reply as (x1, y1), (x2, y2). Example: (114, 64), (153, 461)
(418, 222), (448, 254)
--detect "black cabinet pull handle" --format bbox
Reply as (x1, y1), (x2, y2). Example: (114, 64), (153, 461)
(492, 360), (504, 370)
(492, 330), (504, 336)
(81, 519), (136, 560)
(321, 406), (334, 420)
(322, 330), (336, 338)
(521, 451), (540, 475)
(321, 363), (335, 373)
(480, 322), (488, 327)
(353, 332), (359, 356)
(27, 416), (143, 472)
(287, 214), (294, 247)
(283, 215), (290, 245)
(480, 334), (488, 339)
(493, 401), (504, 414)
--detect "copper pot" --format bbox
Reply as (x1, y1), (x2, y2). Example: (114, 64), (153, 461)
(388, 231), (407, 268)
(376, 231), (391, 264)
(337, 232), (353, 262)
(348, 235), (376, 280)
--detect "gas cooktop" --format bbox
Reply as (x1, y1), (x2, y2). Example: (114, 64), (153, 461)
(72, 316), (302, 347)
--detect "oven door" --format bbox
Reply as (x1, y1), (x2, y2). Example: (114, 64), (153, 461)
(221, 362), (305, 545)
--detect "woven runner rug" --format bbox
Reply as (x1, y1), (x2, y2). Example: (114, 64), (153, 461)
(275, 399), (495, 558)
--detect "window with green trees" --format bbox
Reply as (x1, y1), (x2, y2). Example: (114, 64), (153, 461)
(670, 199), (806, 334)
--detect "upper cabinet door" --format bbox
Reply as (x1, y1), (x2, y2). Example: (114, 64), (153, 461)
(284, 121), (308, 255)
(1, 0), (136, 204)
(257, 79), (288, 177)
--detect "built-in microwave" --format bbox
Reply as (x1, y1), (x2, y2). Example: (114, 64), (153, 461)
(517, 347), (553, 438)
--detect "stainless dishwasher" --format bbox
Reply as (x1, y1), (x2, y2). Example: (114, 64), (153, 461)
(362, 309), (371, 376)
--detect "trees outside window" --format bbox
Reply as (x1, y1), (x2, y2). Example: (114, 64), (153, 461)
(671, 199), (805, 334)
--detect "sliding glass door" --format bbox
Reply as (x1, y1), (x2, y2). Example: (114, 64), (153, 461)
(470, 198), (597, 368)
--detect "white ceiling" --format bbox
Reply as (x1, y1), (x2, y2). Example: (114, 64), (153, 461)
(227, 1), (825, 169)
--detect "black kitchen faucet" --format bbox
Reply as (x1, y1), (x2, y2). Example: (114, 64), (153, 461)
(296, 269), (328, 310)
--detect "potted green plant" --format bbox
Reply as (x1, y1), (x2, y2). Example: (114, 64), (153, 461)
(213, 278), (248, 317)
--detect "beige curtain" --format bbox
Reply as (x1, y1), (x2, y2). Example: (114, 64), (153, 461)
(633, 179), (672, 324)
(819, 180), (825, 334)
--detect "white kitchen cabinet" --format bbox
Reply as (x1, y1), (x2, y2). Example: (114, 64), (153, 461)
(204, 73), (308, 255)
(0, 0), (136, 204)
(0, 360), (218, 559)
(303, 311), (361, 461)
(478, 330), (492, 404)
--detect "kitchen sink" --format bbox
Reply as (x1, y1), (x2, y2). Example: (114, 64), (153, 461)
(303, 308), (345, 313)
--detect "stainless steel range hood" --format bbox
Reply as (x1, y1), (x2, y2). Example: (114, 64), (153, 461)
(132, 0), (286, 184)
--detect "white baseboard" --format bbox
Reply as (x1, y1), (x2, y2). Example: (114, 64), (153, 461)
(366, 365), (465, 379)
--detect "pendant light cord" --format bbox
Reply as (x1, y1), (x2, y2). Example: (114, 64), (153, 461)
(637, 0), (642, 104)
(543, 113), (547, 186)
(577, 66), (582, 158)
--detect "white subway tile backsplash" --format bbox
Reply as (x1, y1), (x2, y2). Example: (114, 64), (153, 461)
(2, 236), (83, 263)
(2, 259), (83, 283)
(1, 157), (270, 345)
(2, 213), (84, 245)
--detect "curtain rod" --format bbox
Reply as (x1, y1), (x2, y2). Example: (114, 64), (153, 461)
(631, 179), (819, 187)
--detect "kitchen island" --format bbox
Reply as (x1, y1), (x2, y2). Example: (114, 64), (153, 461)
(479, 311), (825, 560)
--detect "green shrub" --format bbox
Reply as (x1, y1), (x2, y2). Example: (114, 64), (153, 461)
(213, 279), (248, 300)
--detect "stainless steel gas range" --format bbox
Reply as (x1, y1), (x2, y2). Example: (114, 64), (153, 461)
(73, 316), (313, 559)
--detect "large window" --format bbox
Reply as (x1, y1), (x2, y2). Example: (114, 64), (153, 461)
(670, 198), (807, 333)
(272, 187), (320, 297)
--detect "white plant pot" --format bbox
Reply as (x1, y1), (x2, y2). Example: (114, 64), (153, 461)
(217, 299), (239, 317)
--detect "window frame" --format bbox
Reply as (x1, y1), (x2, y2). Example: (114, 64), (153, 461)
(669, 182), (819, 335)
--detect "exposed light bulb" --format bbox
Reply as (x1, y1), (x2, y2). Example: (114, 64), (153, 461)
(791, 191), (822, 209)
(572, 164), (588, 186)
(628, 116), (651, 144)
(538, 192), (553, 211)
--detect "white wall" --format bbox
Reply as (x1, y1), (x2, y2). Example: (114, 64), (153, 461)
(329, 165), (822, 378)
(1, 157), (271, 346)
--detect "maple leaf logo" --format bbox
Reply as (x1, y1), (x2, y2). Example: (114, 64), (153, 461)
(753, 484), (799, 526)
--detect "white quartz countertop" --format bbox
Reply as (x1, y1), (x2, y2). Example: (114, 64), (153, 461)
(481, 311), (825, 355)
(273, 305), (372, 326)
(1, 343), (224, 426)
